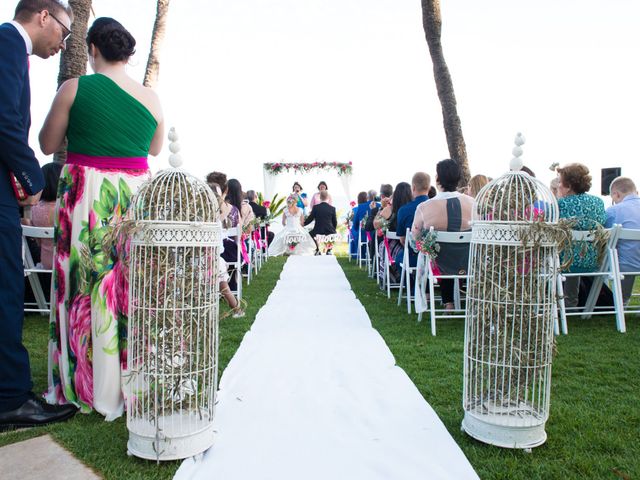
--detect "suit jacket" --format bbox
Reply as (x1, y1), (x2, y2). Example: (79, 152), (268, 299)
(304, 202), (337, 236)
(0, 23), (44, 212)
(249, 201), (267, 220)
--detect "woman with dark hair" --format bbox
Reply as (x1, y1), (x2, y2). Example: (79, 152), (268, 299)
(39, 17), (164, 418)
(309, 181), (333, 208)
(556, 163), (606, 307)
(412, 159), (474, 311)
(28, 162), (62, 269)
(373, 182), (412, 284)
(227, 178), (255, 230)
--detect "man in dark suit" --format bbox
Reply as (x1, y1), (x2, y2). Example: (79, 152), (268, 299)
(304, 190), (337, 254)
(0, 1), (77, 430)
(246, 189), (274, 245)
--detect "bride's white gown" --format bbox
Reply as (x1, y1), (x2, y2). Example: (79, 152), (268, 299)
(268, 208), (316, 256)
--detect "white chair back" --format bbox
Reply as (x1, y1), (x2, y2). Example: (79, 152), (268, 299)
(22, 225), (54, 315)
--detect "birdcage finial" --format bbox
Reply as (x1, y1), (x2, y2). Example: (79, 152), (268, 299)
(168, 127), (183, 168)
(509, 132), (526, 171)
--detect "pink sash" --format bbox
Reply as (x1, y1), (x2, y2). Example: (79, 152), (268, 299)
(67, 152), (149, 170)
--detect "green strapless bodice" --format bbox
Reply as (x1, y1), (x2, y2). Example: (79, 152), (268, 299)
(66, 74), (157, 157)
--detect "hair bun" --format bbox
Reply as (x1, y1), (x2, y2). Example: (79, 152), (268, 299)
(87, 18), (136, 62)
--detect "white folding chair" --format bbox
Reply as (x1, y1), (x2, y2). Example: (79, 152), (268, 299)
(356, 228), (371, 270)
(222, 224), (243, 302)
(383, 230), (402, 298)
(369, 232), (379, 280)
(22, 225), (54, 315)
(397, 228), (418, 314)
(610, 226), (640, 322)
(557, 226), (624, 333)
(415, 229), (471, 335)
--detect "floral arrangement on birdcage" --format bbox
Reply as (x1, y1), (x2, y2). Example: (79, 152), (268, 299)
(264, 161), (353, 176)
(124, 128), (222, 461)
(287, 239), (299, 252)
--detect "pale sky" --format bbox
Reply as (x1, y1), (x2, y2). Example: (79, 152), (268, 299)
(4, 0), (639, 206)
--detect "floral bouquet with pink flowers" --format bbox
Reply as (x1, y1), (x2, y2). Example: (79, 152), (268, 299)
(413, 228), (440, 259)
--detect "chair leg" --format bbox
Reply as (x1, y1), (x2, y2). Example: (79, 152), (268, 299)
(557, 273), (568, 334)
(429, 273), (437, 336)
(397, 266), (404, 307)
(406, 268), (412, 314)
(610, 251), (627, 333)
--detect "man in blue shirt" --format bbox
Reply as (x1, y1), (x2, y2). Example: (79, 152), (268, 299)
(395, 172), (431, 267)
(605, 177), (640, 303)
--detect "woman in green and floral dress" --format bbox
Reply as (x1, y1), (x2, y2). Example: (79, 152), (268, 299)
(39, 18), (164, 419)
(556, 163), (606, 309)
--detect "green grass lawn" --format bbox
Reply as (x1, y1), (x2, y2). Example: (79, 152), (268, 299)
(4, 252), (638, 479)
(339, 257), (640, 480)
(0, 256), (287, 480)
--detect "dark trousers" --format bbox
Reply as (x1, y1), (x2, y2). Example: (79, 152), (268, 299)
(0, 211), (32, 412)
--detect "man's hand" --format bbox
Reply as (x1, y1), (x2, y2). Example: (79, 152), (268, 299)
(18, 191), (42, 207)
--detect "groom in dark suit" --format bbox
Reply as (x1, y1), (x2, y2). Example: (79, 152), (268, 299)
(0, 1), (77, 430)
(304, 190), (337, 254)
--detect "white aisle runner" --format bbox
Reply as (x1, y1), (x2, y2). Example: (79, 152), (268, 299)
(174, 256), (478, 480)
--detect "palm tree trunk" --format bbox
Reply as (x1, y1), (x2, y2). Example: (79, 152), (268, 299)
(54, 0), (93, 164)
(143, 0), (171, 88)
(421, 0), (470, 186)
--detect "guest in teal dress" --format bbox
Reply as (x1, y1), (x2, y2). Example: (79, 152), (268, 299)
(557, 163), (606, 307)
(291, 182), (308, 215)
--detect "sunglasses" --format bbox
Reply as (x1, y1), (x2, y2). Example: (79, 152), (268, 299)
(48, 11), (71, 43)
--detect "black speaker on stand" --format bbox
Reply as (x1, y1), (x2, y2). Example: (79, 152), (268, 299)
(601, 167), (621, 196)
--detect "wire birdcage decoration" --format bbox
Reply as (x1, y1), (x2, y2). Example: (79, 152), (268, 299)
(125, 128), (222, 461)
(462, 133), (559, 449)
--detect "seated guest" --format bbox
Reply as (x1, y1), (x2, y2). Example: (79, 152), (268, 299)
(246, 189), (274, 244)
(29, 162), (63, 270)
(412, 159), (473, 311)
(557, 163), (606, 308)
(428, 186), (437, 199)
(206, 171), (233, 224)
(366, 184), (393, 256)
(374, 182), (412, 284)
(207, 172), (242, 290)
(466, 174), (489, 198)
(227, 179), (255, 231)
(395, 172), (431, 267)
(605, 177), (640, 304)
(304, 190), (337, 254)
(309, 181), (333, 209)
(349, 191), (370, 259)
(550, 178), (559, 198)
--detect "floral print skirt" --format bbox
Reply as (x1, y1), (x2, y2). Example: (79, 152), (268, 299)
(45, 164), (149, 420)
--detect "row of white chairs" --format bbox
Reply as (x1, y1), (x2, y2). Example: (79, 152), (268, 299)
(22, 222), (272, 315)
(355, 224), (639, 336)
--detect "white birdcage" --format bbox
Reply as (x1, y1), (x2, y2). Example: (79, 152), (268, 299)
(462, 133), (559, 449)
(125, 128), (222, 461)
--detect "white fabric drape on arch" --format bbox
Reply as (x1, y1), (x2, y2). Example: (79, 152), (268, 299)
(262, 164), (351, 201)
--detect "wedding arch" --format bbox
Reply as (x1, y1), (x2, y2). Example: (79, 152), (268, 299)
(262, 161), (353, 201)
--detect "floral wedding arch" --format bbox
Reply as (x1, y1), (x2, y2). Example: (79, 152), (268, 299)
(262, 161), (353, 201)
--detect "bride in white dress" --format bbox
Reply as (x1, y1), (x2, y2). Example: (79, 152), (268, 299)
(268, 195), (317, 256)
